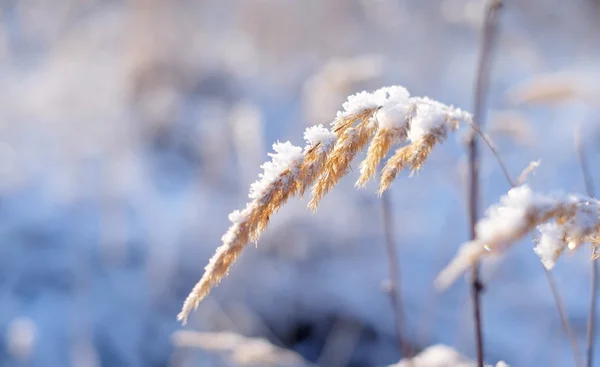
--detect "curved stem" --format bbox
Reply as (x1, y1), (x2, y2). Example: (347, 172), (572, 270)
(381, 190), (413, 358)
(465, 120), (515, 187)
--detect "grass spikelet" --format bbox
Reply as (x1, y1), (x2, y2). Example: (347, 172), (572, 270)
(378, 144), (413, 195)
(248, 168), (300, 241)
(377, 101), (458, 195)
(332, 107), (379, 135)
(295, 125), (338, 196)
(406, 127), (448, 174)
(295, 143), (331, 196)
(308, 112), (377, 211)
(356, 126), (408, 188)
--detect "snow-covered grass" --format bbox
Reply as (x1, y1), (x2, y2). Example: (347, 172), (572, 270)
(437, 185), (600, 288)
(3, 1), (600, 367)
(179, 86), (474, 323)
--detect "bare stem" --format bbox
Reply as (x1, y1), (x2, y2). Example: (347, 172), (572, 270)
(575, 128), (597, 367)
(468, 1), (503, 365)
(381, 190), (413, 358)
(545, 268), (584, 367)
(465, 120), (515, 187)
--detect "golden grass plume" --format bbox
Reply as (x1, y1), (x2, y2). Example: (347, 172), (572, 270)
(178, 86), (473, 323)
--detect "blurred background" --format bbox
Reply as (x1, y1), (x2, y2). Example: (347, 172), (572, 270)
(1, 0), (600, 366)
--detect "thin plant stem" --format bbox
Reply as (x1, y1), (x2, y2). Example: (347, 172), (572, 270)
(575, 128), (597, 367)
(464, 120), (515, 187)
(472, 114), (584, 367)
(545, 268), (584, 367)
(468, 1), (503, 365)
(381, 190), (413, 359)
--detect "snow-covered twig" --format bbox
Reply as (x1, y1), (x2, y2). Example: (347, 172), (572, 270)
(435, 185), (600, 289)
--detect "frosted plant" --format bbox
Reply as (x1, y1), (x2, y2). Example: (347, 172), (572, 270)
(178, 129), (336, 323)
(436, 185), (600, 289)
(377, 97), (470, 194)
(179, 85), (472, 323)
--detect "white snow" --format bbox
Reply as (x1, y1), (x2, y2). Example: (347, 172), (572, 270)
(407, 103), (448, 142)
(335, 86), (471, 138)
(303, 125), (337, 150)
(534, 222), (565, 270)
(375, 86), (412, 129)
(474, 185), (559, 250)
(335, 90), (386, 122)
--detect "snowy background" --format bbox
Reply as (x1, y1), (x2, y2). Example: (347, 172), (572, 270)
(1, 0), (600, 366)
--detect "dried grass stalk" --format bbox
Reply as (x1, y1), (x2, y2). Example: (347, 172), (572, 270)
(178, 133), (336, 324)
(178, 166), (300, 324)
